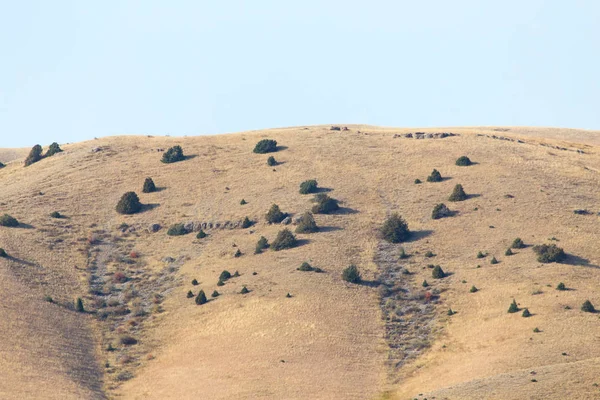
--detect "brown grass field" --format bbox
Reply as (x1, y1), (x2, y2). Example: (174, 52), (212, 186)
(0, 125), (599, 399)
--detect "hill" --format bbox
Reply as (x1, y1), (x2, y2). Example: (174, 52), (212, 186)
(0, 125), (599, 399)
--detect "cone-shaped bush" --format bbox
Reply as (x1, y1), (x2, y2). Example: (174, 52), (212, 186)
(253, 139), (278, 154)
(295, 212), (318, 234)
(470, 285), (478, 293)
(196, 230), (207, 239)
(381, 213), (410, 243)
(24, 144), (43, 166)
(414, 178), (422, 184)
(299, 179), (318, 194)
(255, 236), (269, 253)
(427, 169), (443, 182)
(217, 279), (225, 287)
(532, 244), (565, 263)
(448, 184), (468, 202)
(0, 248), (6, 258)
(490, 256), (499, 264)
(187, 290), (194, 298)
(512, 238), (525, 249)
(399, 247), (409, 259)
(342, 265), (361, 284)
(219, 270), (232, 281)
(505, 248), (514, 256)
(195, 290), (207, 305)
(556, 282), (566, 291)
(522, 308), (531, 317)
(234, 249), (242, 258)
(116, 192), (142, 215)
(240, 199), (247, 205)
(422, 280), (429, 287)
(431, 203), (451, 219)
(447, 308), (455, 316)
(191, 279), (199, 286)
(167, 223), (188, 236)
(76, 297), (85, 312)
(271, 229), (297, 251)
(240, 286), (250, 294)
(142, 177), (156, 193)
(50, 211), (63, 219)
(242, 217), (253, 229)
(161, 145), (185, 163)
(432, 265), (445, 279)
(298, 262), (314, 272)
(311, 194), (339, 214)
(266, 204), (287, 223)
(267, 156), (277, 166)
(477, 251), (486, 259)
(581, 300), (595, 313)
(211, 290), (220, 298)
(0, 214), (19, 227)
(0, 161), (5, 169)
(455, 156), (472, 166)
(508, 299), (519, 313)
(45, 142), (63, 157)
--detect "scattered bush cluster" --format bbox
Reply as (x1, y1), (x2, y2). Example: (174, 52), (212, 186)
(24, 142), (63, 167)
(533, 244), (565, 263)
(297, 262), (323, 273)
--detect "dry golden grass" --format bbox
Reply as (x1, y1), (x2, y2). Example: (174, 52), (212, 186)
(0, 125), (599, 399)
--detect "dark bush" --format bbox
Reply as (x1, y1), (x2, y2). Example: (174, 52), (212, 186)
(381, 213), (410, 243)
(455, 156), (472, 166)
(431, 203), (451, 219)
(242, 217), (253, 229)
(470, 285), (478, 293)
(432, 265), (445, 279)
(448, 184), (467, 202)
(508, 299), (519, 313)
(0, 248), (6, 258)
(240, 199), (247, 205)
(191, 279), (199, 286)
(234, 249), (242, 258)
(505, 248), (513, 256)
(187, 290), (194, 298)
(120, 335), (138, 345)
(267, 156), (277, 166)
(142, 177), (156, 193)
(342, 265), (361, 284)
(167, 223), (189, 236)
(161, 145), (185, 163)
(271, 229), (297, 251)
(0, 214), (19, 227)
(295, 212), (318, 234)
(24, 144), (43, 166)
(233, 271), (240, 277)
(299, 179), (318, 194)
(45, 142), (63, 157)
(522, 308), (531, 318)
(477, 251), (486, 259)
(399, 247), (409, 259)
(219, 270), (232, 282)
(581, 300), (595, 313)
(425, 251), (435, 258)
(422, 280), (429, 287)
(532, 244), (565, 263)
(217, 279), (225, 287)
(427, 169), (443, 182)
(414, 178), (422, 184)
(512, 238), (525, 249)
(298, 262), (314, 272)
(311, 194), (339, 214)
(76, 297), (85, 312)
(255, 236), (269, 253)
(116, 192), (142, 215)
(253, 139), (278, 154)
(211, 290), (220, 298)
(240, 286), (250, 294)
(266, 204), (287, 223)
(196, 230), (207, 239)
(490, 256), (499, 264)
(0, 161), (5, 168)
(556, 282), (566, 291)
(447, 309), (455, 316)
(50, 211), (63, 219)
(195, 290), (207, 305)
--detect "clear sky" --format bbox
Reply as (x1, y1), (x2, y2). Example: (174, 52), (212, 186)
(1, 1), (599, 147)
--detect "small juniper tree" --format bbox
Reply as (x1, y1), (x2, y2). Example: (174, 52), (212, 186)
(116, 192), (142, 214)
(477, 251), (486, 259)
(455, 156), (472, 166)
(490, 256), (499, 264)
(242, 217), (253, 229)
(255, 236), (269, 253)
(556, 282), (566, 291)
(195, 290), (207, 305)
(167, 223), (188, 236)
(196, 229), (207, 239)
(253, 139), (278, 154)
(581, 300), (595, 313)
(399, 247), (409, 259)
(532, 244), (565, 263)
(470, 285), (478, 293)
(299, 179), (318, 194)
(266, 204), (287, 223)
(311, 194), (340, 214)
(427, 169), (443, 182)
(448, 184), (468, 202)
(414, 178), (422, 184)
(219, 270), (232, 281)
(240, 199), (247, 205)
(447, 308), (455, 316)
(191, 279), (199, 286)
(0, 161), (5, 168)
(381, 213), (410, 243)
(240, 286), (250, 294)
(187, 290), (194, 298)
(45, 142), (63, 157)
(522, 308), (531, 317)
(0, 214), (19, 227)
(50, 211), (63, 219)
(342, 265), (361, 284)
(431, 203), (451, 219)
(234, 249), (242, 258)
(142, 177), (157, 193)
(211, 290), (220, 298)
(0, 248), (7, 258)
(271, 229), (297, 251)
(432, 265), (446, 279)
(76, 297), (85, 312)
(422, 280), (429, 287)
(298, 262), (314, 272)
(512, 238), (525, 249)
(267, 156), (277, 166)
(505, 248), (514, 256)
(161, 145), (185, 163)
(508, 299), (519, 313)
(24, 144), (43, 166)
(295, 212), (318, 234)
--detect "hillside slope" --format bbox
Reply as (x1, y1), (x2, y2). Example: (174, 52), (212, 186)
(0, 125), (599, 399)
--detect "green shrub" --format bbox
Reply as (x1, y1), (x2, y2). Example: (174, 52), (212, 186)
(505, 248), (513, 256)
(490, 256), (499, 264)
(448, 184), (467, 202)
(191, 279), (199, 286)
(142, 177), (156, 193)
(522, 308), (531, 318)
(116, 192), (142, 215)
(512, 238), (525, 249)
(76, 297), (85, 312)
(298, 262), (314, 272)
(0, 248), (7, 258)
(233, 271), (240, 277)
(195, 290), (207, 305)
(0, 214), (19, 227)
(556, 282), (566, 291)
(532, 244), (565, 263)
(299, 179), (318, 194)
(431, 203), (451, 219)
(381, 213), (410, 243)
(234, 249), (242, 258)
(167, 223), (188, 236)
(414, 178), (422, 184)
(311, 194), (340, 214)
(447, 309), (455, 316)
(0, 161), (5, 168)
(242, 217), (253, 229)
(217, 279), (225, 287)
(533, 327), (541, 333)
(271, 229), (297, 251)
(161, 145), (185, 163)
(425, 251), (435, 258)
(399, 247), (409, 259)
(24, 144), (43, 166)
(581, 300), (595, 313)
(50, 211), (63, 219)
(255, 236), (269, 253)
(187, 290), (194, 298)
(267, 156), (277, 166)
(342, 265), (361, 284)
(240, 199), (247, 205)
(295, 212), (318, 234)
(211, 290), (220, 298)
(196, 230), (207, 239)
(219, 270), (232, 281)
(427, 169), (443, 182)
(432, 265), (445, 279)
(45, 142), (63, 157)
(422, 280), (429, 287)
(455, 156), (472, 166)
(266, 204), (287, 223)
(477, 251), (486, 259)
(240, 286), (250, 294)
(253, 139), (278, 154)
(470, 285), (478, 293)
(508, 299), (519, 313)
(120, 335), (137, 345)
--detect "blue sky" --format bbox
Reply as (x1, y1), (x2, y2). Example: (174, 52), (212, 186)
(1, 1), (599, 147)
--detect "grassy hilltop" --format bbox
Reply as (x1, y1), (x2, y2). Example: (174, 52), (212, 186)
(0, 125), (599, 400)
